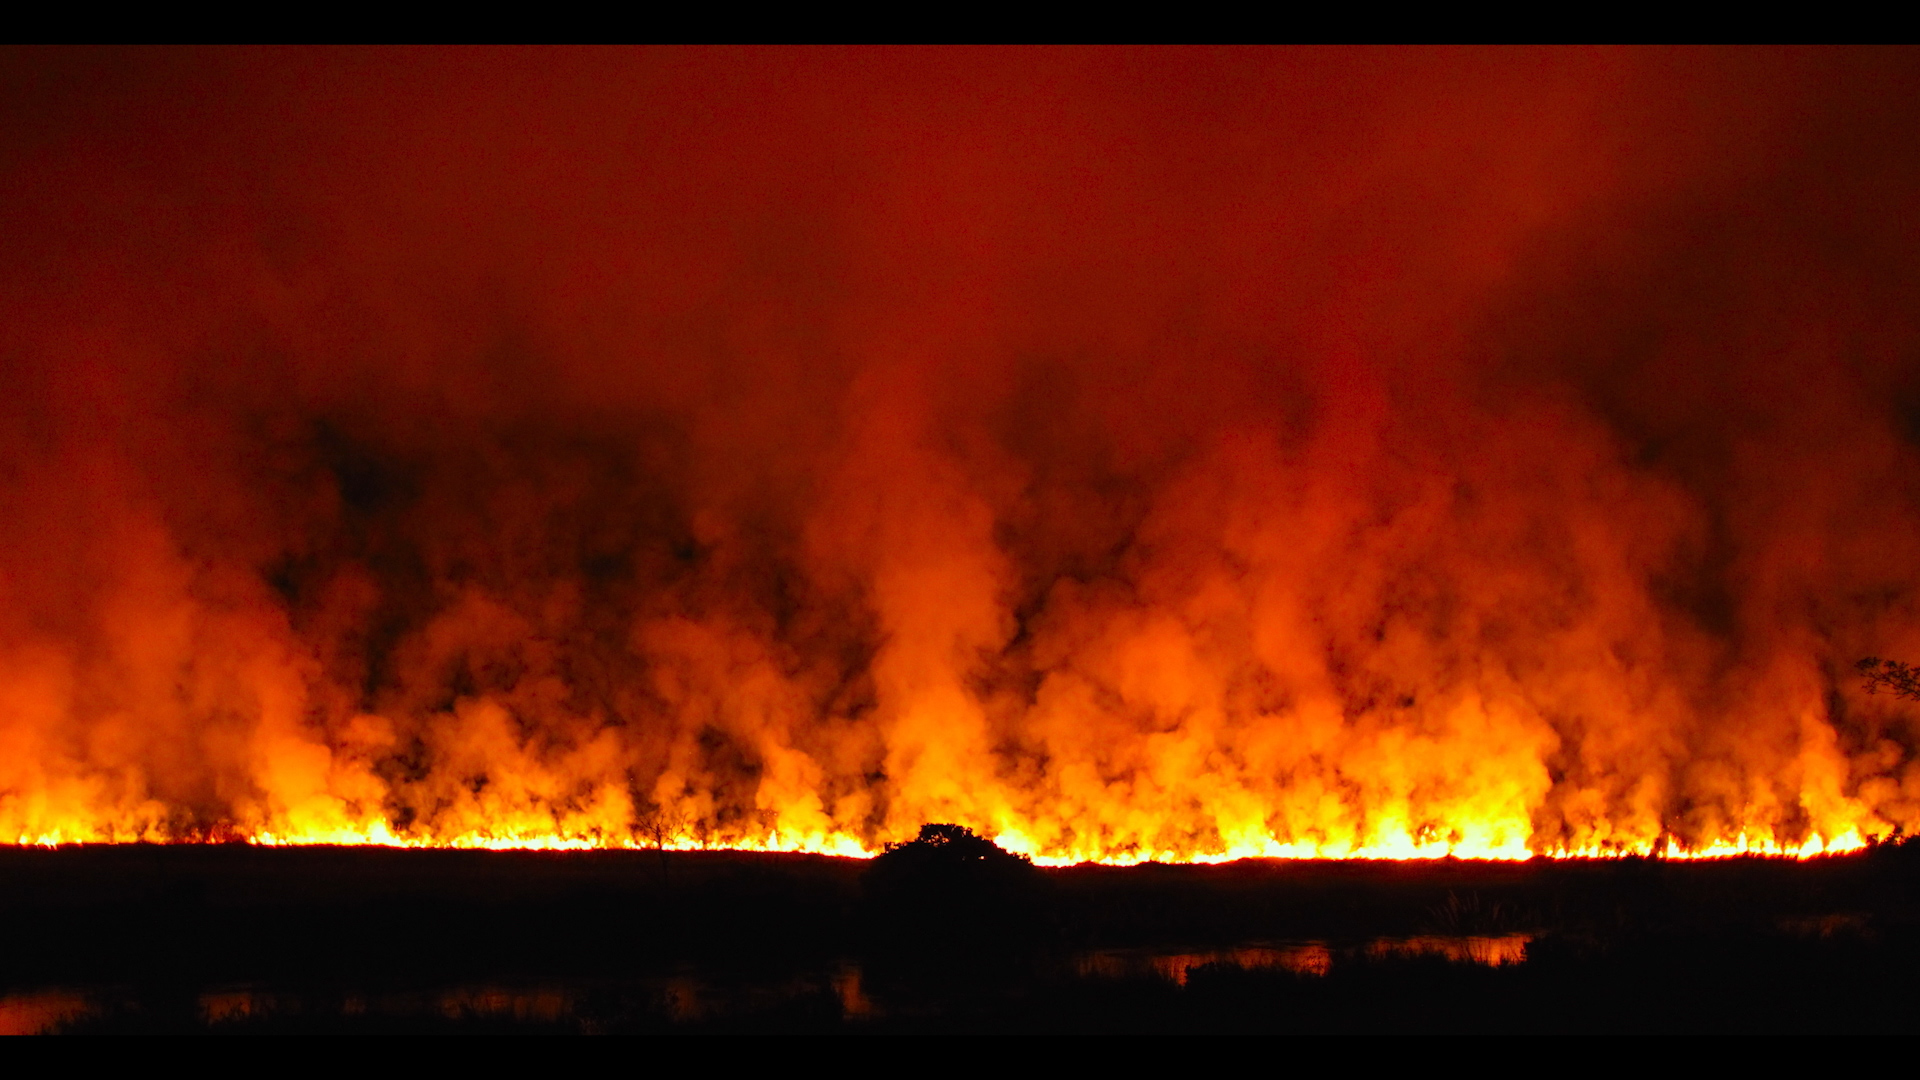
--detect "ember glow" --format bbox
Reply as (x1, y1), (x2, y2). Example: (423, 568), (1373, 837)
(4, 48), (1920, 862)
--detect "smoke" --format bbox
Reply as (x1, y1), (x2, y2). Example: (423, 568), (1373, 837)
(3, 47), (1920, 856)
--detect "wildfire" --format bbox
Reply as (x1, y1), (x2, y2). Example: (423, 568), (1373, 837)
(3, 50), (1920, 868)
(7, 821), (1876, 864)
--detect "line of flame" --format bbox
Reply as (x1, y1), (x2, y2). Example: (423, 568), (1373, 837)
(7, 826), (1869, 862)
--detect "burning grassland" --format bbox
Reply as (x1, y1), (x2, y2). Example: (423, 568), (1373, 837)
(5, 49), (1920, 861)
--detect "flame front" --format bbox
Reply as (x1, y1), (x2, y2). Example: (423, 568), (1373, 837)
(4, 49), (1920, 863)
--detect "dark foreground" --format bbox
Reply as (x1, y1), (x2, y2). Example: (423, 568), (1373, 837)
(5, 840), (1920, 1033)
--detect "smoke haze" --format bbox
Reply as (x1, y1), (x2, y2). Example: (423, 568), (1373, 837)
(4, 47), (1920, 858)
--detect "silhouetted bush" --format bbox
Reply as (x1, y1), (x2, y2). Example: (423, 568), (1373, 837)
(860, 824), (1053, 960)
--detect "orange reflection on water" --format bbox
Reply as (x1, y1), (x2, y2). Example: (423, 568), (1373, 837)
(1079, 933), (1533, 986)
(0, 991), (90, 1035)
(1367, 934), (1531, 967)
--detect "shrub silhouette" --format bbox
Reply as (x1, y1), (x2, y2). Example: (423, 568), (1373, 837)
(860, 823), (1051, 958)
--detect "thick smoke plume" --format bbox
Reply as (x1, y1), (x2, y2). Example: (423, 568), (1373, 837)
(4, 48), (1920, 858)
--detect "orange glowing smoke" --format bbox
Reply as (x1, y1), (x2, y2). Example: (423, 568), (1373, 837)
(3, 48), (1920, 862)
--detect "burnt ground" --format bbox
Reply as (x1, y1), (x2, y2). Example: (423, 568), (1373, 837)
(4, 841), (1920, 1032)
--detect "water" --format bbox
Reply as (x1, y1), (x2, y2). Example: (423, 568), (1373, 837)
(0, 933), (1532, 1032)
(1075, 932), (1531, 986)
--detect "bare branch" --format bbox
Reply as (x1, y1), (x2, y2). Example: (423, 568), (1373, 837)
(1858, 656), (1920, 701)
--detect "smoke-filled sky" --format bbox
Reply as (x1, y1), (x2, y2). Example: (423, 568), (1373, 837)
(4, 47), (1920, 858)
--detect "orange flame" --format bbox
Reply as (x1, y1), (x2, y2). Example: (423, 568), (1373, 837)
(3, 50), (1920, 865)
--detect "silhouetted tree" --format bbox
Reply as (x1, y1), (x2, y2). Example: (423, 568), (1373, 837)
(636, 808), (684, 879)
(1858, 657), (1920, 700)
(860, 824), (1052, 961)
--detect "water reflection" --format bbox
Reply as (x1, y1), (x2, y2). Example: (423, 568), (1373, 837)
(1077, 933), (1532, 985)
(1077, 942), (1333, 985)
(831, 962), (872, 1019)
(440, 985), (574, 1024)
(0, 983), (643, 1034)
(0, 991), (90, 1036)
(0, 933), (1535, 1032)
(1367, 934), (1530, 966)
